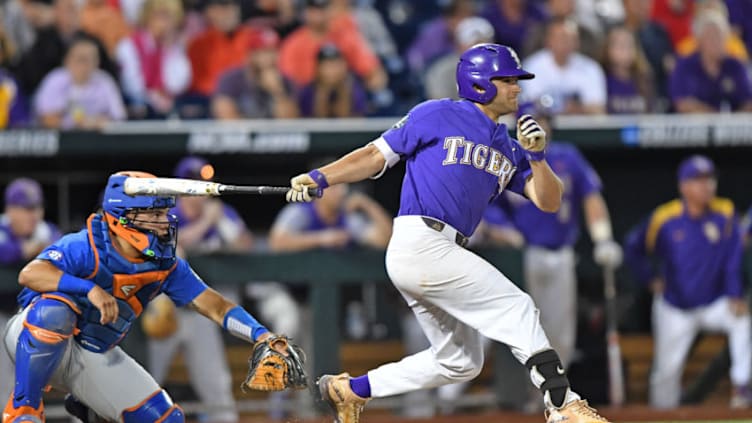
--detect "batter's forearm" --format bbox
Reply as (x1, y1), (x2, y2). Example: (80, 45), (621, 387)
(319, 144), (386, 185)
(529, 161), (563, 212)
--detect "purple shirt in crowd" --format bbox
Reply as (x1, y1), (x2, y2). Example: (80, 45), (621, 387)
(669, 52), (752, 111)
(172, 202), (248, 253)
(405, 18), (454, 73)
(606, 75), (648, 114)
(215, 67), (295, 118)
(0, 214), (61, 265)
(377, 99), (532, 237)
(298, 75), (368, 117)
(0, 69), (30, 128)
(33, 68), (126, 129)
(481, 1), (546, 54)
(484, 143), (602, 249)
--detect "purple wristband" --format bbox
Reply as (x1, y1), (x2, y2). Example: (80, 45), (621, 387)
(58, 273), (96, 295)
(525, 149), (546, 162)
(308, 169), (330, 189)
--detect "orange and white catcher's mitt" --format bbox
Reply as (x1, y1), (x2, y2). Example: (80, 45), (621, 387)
(242, 335), (308, 392)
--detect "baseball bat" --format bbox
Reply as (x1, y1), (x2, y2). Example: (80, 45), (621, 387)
(603, 264), (625, 407)
(123, 177), (321, 198)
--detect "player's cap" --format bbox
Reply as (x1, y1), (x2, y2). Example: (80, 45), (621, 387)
(455, 17), (494, 47)
(248, 28), (280, 50)
(306, 0), (330, 8)
(677, 155), (716, 182)
(4, 178), (43, 208)
(174, 156), (215, 181)
(317, 43), (342, 61)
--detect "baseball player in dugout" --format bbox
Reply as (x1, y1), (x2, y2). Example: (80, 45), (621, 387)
(625, 155), (752, 410)
(286, 43), (611, 423)
(1, 171), (296, 423)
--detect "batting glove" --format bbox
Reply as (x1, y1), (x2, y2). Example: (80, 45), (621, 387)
(516, 115), (547, 160)
(593, 240), (623, 268)
(286, 173), (316, 203)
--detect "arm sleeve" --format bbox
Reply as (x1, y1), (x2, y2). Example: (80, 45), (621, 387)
(623, 218), (657, 286)
(160, 258), (209, 307)
(724, 216), (744, 298)
(36, 232), (96, 278)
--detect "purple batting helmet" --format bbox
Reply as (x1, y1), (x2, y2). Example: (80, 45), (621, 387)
(456, 43), (534, 104)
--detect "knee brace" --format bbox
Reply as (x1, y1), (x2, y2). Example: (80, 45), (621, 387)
(525, 349), (570, 408)
(13, 297), (78, 410)
(122, 390), (185, 423)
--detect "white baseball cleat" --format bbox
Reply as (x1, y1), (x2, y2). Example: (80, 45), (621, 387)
(546, 399), (611, 423)
(317, 373), (370, 423)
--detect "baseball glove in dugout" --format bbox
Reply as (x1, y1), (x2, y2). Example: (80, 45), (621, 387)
(242, 335), (308, 392)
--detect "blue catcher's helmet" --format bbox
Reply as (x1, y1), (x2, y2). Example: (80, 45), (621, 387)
(102, 171), (177, 261)
(456, 43), (534, 104)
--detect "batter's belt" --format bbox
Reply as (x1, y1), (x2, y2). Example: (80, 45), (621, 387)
(421, 217), (469, 247)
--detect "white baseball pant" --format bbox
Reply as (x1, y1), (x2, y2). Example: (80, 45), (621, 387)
(367, 216), (552, 397)
(3, 306), (162, 421)
(650, 295), (752, 408)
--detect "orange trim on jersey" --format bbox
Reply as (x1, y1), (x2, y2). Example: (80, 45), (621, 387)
(111, 264), (176, 317)
(41, 294), (82, 315)
(155, 405), (180, 423)
(23, 320), (73, 344)
(85, 214), (100, 280)
(123, 389), (162, 414)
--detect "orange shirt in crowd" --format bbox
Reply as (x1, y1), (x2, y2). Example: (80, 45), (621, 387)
(651, 0), (694, 48)
(187, 26), (261, 95)
(80, 2), (131, 55)
(278, 16), (379, 88)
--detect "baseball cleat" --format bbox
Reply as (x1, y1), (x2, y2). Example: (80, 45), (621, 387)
(317, 373), (369, 423)
(545, 399), (610, 423)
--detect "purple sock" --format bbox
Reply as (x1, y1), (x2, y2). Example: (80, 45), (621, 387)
(349, 374), (372, 398)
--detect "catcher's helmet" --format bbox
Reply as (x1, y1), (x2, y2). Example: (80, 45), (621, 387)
(456, 43), (534, 104)
(102, 171), (177, 261)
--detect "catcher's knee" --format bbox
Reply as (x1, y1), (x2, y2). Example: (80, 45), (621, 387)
(26, 296), (78, 341)
(122, 390), (184, 423)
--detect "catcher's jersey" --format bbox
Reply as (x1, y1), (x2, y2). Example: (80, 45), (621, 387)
(17, 213), (208, 352)
(377, 99), (532, 236)
(484, 143), (602, 249)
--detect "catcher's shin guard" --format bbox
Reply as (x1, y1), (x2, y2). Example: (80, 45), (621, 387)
(11, 297), (77, 415)
(2, 395), (44, 423)
(122, 390), (184, 423)
(317, 373), (369, 423)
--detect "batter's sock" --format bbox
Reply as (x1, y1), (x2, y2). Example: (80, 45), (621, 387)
(349, 375), (372, 398)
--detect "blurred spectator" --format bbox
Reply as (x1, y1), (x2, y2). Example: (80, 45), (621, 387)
(34, 34), (126, 129)
(80, 0), (131, 56)
(279, 0), (387, 95)
(621, 0), (674, 110)
(522, 0), (602, 60)
(0, 28), (30, 127)
(669, 10), (752, 113)
(212, 28), (298, 119)
(405, 0), (474, 75)
(624, 155), (752, 409)
(600, 25), (655, 114)
(244, 0), (298, 38)
(651, 0), (693, 48)
(298, 43), (368, 117)
(742, 204), (752, 247)
(2, 0), (38, 59)
(424, 16), (494, 100)
(0, 178), (62, 405)
(522, 17), (607, 114)
(186, 0), (262, 97)
(13, 0), (118, 96)
(724, 0), (752, 56)
(115, 0), (191, 119)
(675, 0), (748, 62)
(480, 0), (546, 58)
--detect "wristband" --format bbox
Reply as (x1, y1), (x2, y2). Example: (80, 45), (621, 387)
(223, 305), (269, 342)
(58, 273), (96, 295)
(525, 149), (546, 162)
(307, 169), (329, 189)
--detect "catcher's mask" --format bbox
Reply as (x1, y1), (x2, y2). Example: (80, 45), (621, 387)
(102, 171), (178, 261)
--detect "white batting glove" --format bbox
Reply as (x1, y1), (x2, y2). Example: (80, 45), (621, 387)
(285, 173), (317, 203)
(594, 240), (623, 268)
(516, 114), (547, 153)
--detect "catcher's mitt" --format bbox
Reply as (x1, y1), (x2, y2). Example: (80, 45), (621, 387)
(242, 335), (308, 392)
(141, 294), (178, 340)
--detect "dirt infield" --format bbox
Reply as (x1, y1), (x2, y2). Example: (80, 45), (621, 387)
(231, 404), (752, 423)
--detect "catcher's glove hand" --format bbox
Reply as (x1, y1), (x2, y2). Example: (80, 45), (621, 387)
(242, 334), (308, 392)
(141, 294), (178, 340)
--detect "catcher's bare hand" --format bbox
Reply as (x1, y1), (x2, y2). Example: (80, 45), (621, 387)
(516, 114), (547, 152)
(286, 173), (317, 203)
(88, 285), (119, 325)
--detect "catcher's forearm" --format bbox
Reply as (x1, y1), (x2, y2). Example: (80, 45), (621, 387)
(223, 305), (269, 342)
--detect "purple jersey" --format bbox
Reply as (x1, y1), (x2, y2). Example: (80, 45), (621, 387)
(0, 214), (61, 265)
(624, 198), (743, 309)
(376, 99), (532, 236)
(481, 1), (546, 54)
(172, 202), (248, 253)
(606, 75), (648, 114)
(669, 52), (752, 111)
(484, 143), (602, 249)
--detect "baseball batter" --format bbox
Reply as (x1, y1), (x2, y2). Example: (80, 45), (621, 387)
(2, 171), (279, 423)
(286, 43), (610, 423)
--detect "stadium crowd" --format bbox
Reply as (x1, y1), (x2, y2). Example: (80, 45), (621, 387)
(0, 0), (750, 130)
